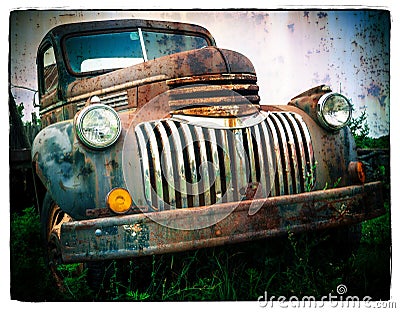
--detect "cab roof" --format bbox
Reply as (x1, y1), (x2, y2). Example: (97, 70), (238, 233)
(40, 18), (216, 46)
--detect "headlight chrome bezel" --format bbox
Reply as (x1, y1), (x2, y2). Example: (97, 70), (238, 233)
(75, 103), (122, 149)
(317, 92), (352, 131)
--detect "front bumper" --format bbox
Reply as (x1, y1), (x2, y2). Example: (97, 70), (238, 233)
(61, 181), (384, 263)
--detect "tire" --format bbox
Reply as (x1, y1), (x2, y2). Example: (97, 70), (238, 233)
(41, 192), (112, 295)
(40, 192), (77, 291)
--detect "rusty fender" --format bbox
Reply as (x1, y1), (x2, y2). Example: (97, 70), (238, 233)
(61, 182), (383, 263)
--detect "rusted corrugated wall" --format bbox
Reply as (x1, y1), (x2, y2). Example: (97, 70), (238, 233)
(9, 10), (390, 137)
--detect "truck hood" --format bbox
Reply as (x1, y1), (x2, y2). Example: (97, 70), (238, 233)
(67, 47), (256, 99)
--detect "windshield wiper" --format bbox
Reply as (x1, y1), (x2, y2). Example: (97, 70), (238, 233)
(138, 28), (148, 62)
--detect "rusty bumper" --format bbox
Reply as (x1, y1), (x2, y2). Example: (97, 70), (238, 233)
(60, 182), (384, 263)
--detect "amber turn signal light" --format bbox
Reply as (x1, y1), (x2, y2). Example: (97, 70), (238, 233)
(348, 161), (366, 184)
(106, 188), (132, 214)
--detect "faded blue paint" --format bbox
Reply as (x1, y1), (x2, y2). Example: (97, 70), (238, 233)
(367, 83), (381, 98)
(324, 11), (390, 136)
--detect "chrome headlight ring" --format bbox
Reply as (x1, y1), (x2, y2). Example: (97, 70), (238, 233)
(75, 103), (122, 149)
(317, 92), (352, 131)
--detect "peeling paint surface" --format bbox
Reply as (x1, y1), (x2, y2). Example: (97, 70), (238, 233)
(10, 10), (389, 137)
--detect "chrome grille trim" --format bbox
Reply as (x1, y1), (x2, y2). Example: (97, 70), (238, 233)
(163, 120), (188, 208)
(155, 121), (176, 208)
(76, 90), (128, 109)
(258, 121), (276, 197)
(180, 122), (200, 207)
(292, 113), (314, 186)
(206, 128), (223, 203)
(135, 111), (314, 210)
(285, 113), (307, 193)
(135, 125), (152, 206)
(267, 114), (288, 196)
(193, 125), (212, 205)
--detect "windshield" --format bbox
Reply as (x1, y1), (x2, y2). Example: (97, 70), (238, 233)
(64, 29), (209, 74)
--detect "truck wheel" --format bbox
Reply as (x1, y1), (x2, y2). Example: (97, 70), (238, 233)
(40, 192), (77, 291)
(41, 193), (113, 295)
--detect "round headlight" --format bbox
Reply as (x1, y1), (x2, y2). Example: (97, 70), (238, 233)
(317, 92), (352, 131)
(76, 104), (121, 149)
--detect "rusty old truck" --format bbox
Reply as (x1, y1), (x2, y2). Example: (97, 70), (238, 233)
(31, 19), (384, 285)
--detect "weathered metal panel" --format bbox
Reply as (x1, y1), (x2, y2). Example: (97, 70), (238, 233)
(60, 182), (384, 263)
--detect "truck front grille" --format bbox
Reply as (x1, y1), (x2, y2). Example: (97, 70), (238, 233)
(135, 111), (314, 210)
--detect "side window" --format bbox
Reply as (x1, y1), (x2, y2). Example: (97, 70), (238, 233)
(43, 46), (58, 93)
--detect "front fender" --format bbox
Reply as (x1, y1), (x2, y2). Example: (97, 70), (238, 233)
(32, 119), (133, 220)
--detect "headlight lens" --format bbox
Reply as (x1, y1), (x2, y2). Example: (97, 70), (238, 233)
(76, 104), (121, 149)
(317, 92), (352, 131)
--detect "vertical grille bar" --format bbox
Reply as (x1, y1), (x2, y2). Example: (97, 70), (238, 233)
(284, 113), (307, 193)
(155, 121), (177, 208)
(266, 116), (286, 196)
(291, 113), (315, 183)
(135, 125), (153, 205)
(217, 128), (234, 203)
(143, 122), (165, 210)
(244, 128), (258, 184)
(164, 121), (188, 208)
(193, 126), (211, 205)
(275, 113), (301, 194)
(207, 128), (223, 202)
(259, 121), (276, 197)
(179, 123), (200, 207)
(251, 124), (268, 198)
(231, 129), (248, 201)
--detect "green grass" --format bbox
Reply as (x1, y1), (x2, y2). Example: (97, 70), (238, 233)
(10, 207), (59, 301)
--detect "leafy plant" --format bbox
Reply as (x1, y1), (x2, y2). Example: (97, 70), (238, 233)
(305, 162), (317, 192)
(57, 264), (93, 300)
(10, 207), (59, 300)
(356, 135), (389, 150)
(349, 110), (370, 147)
(17, 102), (24, 119)
(348, 108), (389, 149)
(125, 290), (150, 301)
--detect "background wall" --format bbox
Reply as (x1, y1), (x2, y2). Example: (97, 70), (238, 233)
(9, 10), (390, 137)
